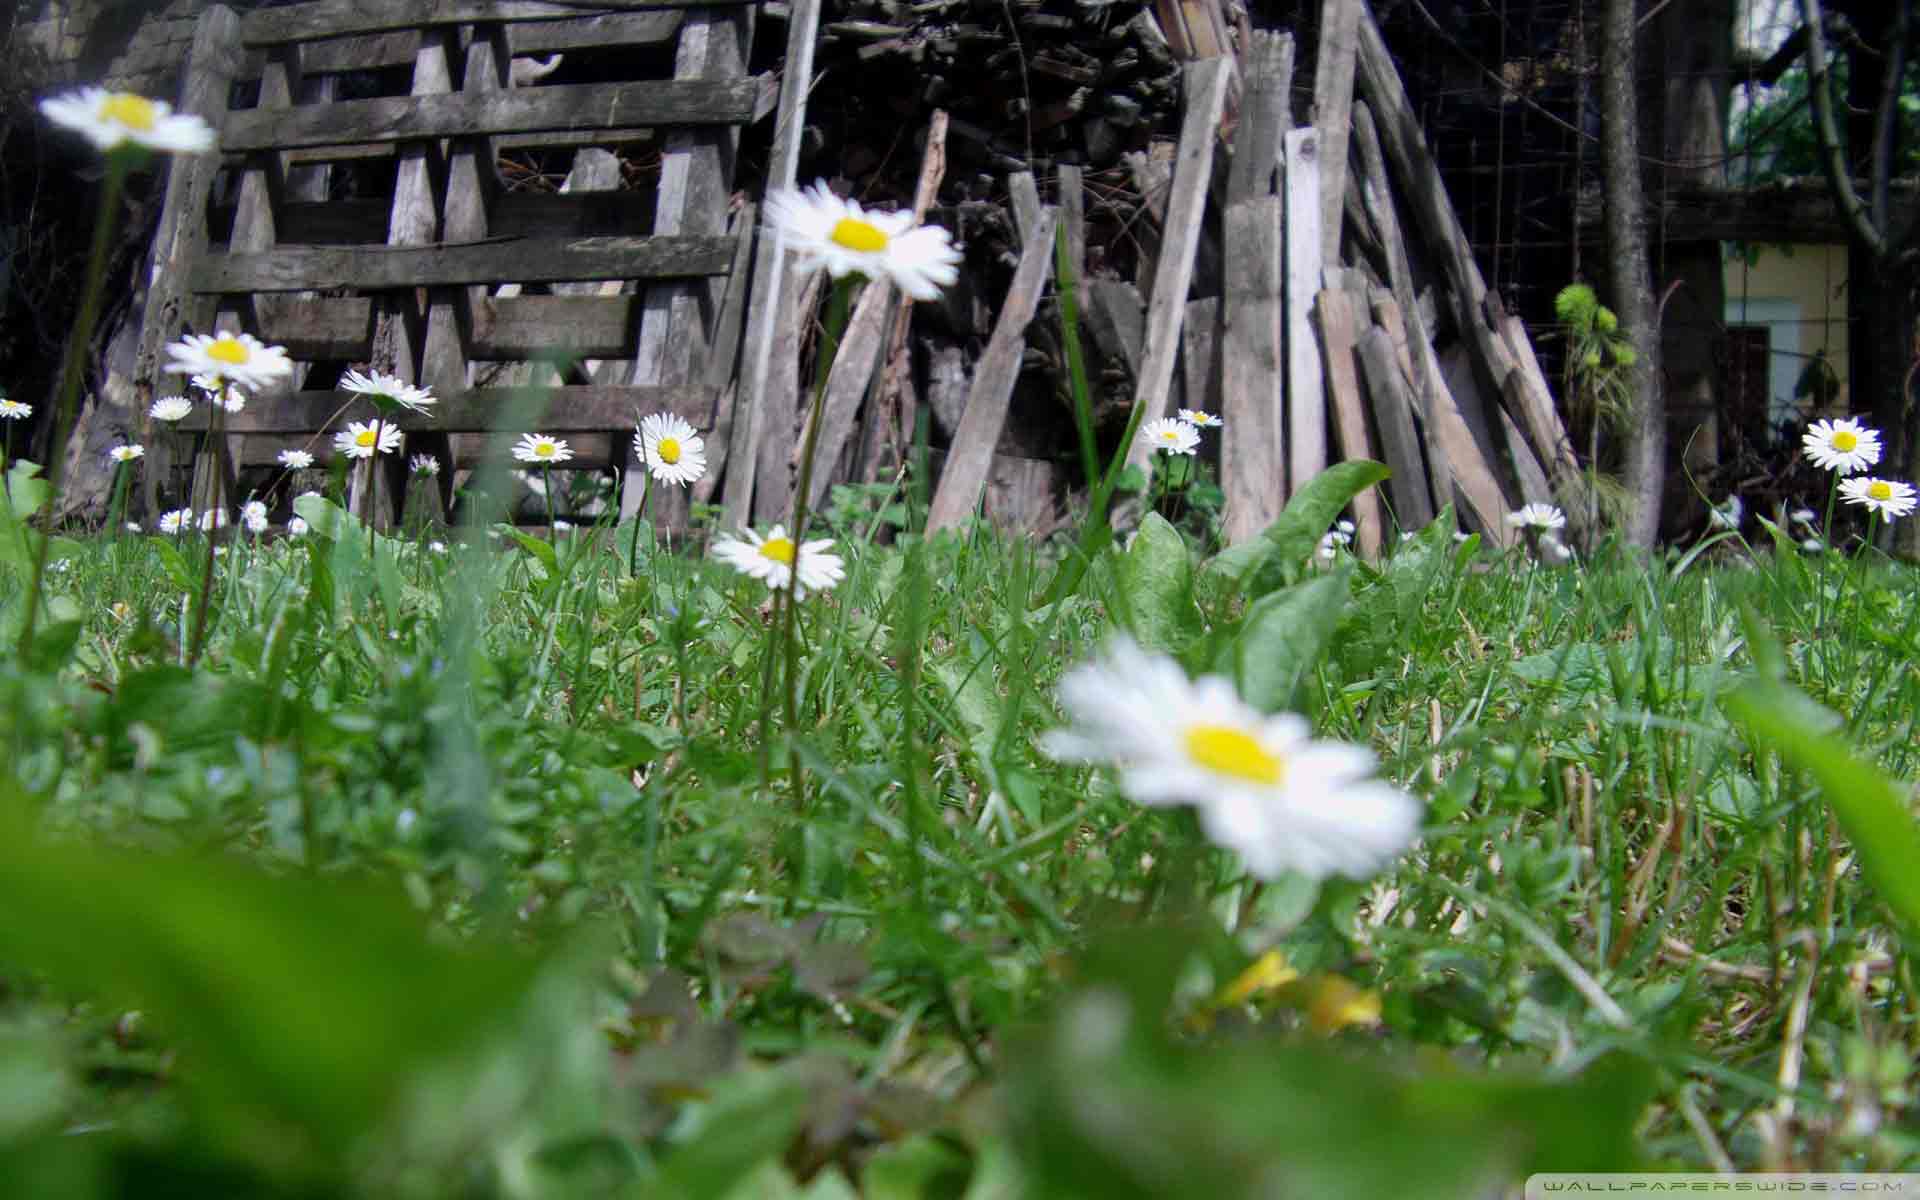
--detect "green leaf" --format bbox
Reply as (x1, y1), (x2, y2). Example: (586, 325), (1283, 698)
(1233, 566), (1351, 713)
(506, 526), (559, 574)
(864, 1133), (974, 1200)
(652, 1067), (808, 1200)
(1724, 678), (1920, 938)
(1204, 461), (1389, 600)
(1114, 513), (1193, 654)
(0, 801), (539, 1176)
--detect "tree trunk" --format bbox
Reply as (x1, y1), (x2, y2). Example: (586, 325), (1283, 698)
(1602, 0), (1663, 547)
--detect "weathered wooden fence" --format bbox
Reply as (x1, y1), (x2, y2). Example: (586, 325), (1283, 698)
(134, 0), (769, 527)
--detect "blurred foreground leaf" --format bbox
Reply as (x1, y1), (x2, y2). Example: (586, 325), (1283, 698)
(0, 802), (539, 1180)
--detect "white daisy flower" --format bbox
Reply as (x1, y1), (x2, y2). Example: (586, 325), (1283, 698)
(1505, 502), (1566, 533)
(0, 399), (31, 419)
(1541, 535), (1575, 564)
(1837, 476), (1918, 520)
(711, 524), (846, 598)
(278, 449), (314, 470)
(428, 540), (448, 555)
(287, 517), (310, 537)
(341, 368), (435, 415)
(164, 332), (292, 393)
(38, 88), (216, 155)
(150, 395), (194, 423)
(409, 453), (440, 476)
(764, 181), (962, 301)
(109, 444), (144, 463)
(635, 412), (708, 486)
(241, 500), (269, 534)
(553, 519), (573, 533)
(158, 508), (191, 535)
(1790, 507), (1818, 526)
(1708, 496), (1743, 530)
(1141, 417), (1200, 456)
(190, 373), (248, 413)
(1336, 519), (1355, 535)
(513, 433), (573, 464)
(198, 508), (229, 532)
(1178, 408), (1223, 428)
(1039, 638), (1422, 882)
(333, 420), (402, 459)
(1801, 537), (1825, 553)
(1802, 418), (1881, 475)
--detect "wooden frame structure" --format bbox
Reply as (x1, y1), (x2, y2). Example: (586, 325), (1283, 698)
(133, 0), (764, 526)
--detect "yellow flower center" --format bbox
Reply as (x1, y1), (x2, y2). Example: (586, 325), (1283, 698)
(534, 443), (554, 458)
(830, 217), (889, 254)
(355, 429), (378, 448)
(1833, 430), (1858, 452)
(658, 437), (681, 464)
(1159, 430), (1179, 442)
(759, 536), (796, 565)
(101, 93), (158, 131)
(1184, 725), (1285, 785)
(207, 338), (250, 365)
(1192, 412), (1214, 423)
(1869, 481), (1893, 501)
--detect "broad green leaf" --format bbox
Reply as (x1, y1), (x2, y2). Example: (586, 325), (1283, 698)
(1114, 512), (1193, 654)
(1203, 460), (1389, 599)
(506, 526), (559, 574)
(292, 491), (356, 541)
(1724, 678), (1920, 938)
(0, 802), (539, 1176)
(652, 1067), (809, 1200)
(1234, 566), (1351, 713)
(864, 1133), (974, 1200)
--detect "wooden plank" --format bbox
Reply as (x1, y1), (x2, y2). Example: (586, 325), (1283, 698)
(1220, 196), (1284, 544)
(690, 205), (759, 506)
(232, 189), (657, 244)
(1365, 289), (1450, 508)
(192, 235), (734, 293)
(724, 0), (822, 529)
(1113, 56), (1232, 501)
(179, 385), (720, 435)
(1355, 325), (1434, 529)
(1180, 296), (1221, 421)
(241, 0), (747, 45)
(926, 209), (1058, 533)
(137, 8), (244, 517)
(255, 297), (376, 358)
(1445, 345), (1549, 507)
(1312, 0), (1360, 262)
(1283, 126), (1326, 496)
(794, 277), (896, 512)
(1493, 301), (1582, 501)
(220, 79), (759, 152)
(1225, 30), (1293, 207)
(1007, 170), (1043, 245)
(276, 13), (682, 76)
(863, 112), (951, 483)
(1387, 298), (1511, 539)
(1314, 287), (1385, 558)
(620, 5), (752, 532)
(1057, 163), (1085, 298)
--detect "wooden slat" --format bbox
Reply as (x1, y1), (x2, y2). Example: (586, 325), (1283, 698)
(179, 385), (721, 435)
(1220, 196), (1284, 544)
(241, 0), (747, 46)
(216, 189), (657, 246)
(724, 0), (821, 528)
(221, 79), (758, 151)
(1113, 56), (1233, 504)
(1225, 31), (1292, 207)
(275, 13), (684, 76)
(1312, 0), (1360, 262)
(256, 297), (376, 358)
(926, 209), (1058, 533)
(1283, 126), (1326, 497)
(1355, 325), (1435, 529)
(1314, 287), (1386, 558)
(794, 277), (895, 512)
(192, 235), (734, 293)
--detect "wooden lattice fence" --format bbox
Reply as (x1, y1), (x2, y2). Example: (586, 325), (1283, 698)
(132, 0), (766, 528)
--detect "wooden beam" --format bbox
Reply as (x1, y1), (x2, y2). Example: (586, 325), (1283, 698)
(192, 235), (735, 293)
(220, 79), (758, 151)
(927, 209), (1058, 533)
(240, 0), (747, 46)
(178, 385), (721, 435)
(1314, 287), (1386, 557)
(1355, 324), (1435, 529)
(793, 277), (895, 513)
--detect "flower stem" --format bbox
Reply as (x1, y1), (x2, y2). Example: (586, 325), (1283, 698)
(17, 153), (126, 658)
(186, 401), (225, 668)
(629, 474), (653, 578)
(543, 463), (556, 541)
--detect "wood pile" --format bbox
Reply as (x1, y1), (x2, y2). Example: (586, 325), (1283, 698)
(771, 0), (1583, 546)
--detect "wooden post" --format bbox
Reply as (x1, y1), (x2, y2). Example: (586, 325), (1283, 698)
(1313, 0), (1360, 263)
(926, 209), (1058, 533)
(1283, 127), (1326, 496)
(1355, 323), (1435, 529)
(792, 278), (895, 513)
(1112, 56), (1232, 511)
(722, 0), (820, 530)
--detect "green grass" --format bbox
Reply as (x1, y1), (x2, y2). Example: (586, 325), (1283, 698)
(3, 470), (1920, 1197)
